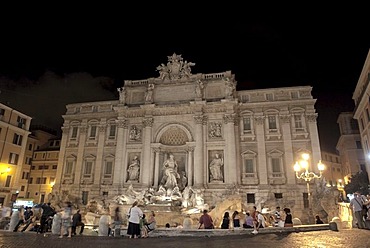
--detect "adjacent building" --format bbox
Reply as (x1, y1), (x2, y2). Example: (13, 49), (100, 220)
(0, 103), (32, 207)
(54, 54), (323, 222)
(352, 49), (370, 180)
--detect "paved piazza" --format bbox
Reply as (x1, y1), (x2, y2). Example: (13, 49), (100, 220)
(0, 229), (369, 248)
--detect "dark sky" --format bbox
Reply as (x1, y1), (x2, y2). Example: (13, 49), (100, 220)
(0, 8), (369, 153)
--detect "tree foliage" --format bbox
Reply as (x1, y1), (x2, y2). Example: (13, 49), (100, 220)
(344, 171), (369, 195)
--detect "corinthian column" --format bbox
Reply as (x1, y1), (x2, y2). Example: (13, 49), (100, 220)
(306, 113), (322, 172)
(141, 117), (153, 187)
(279, 114), (295, 184)
(94, 124), (107, 184)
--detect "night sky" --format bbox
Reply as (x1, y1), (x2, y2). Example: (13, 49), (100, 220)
(0, 8), (369, 153)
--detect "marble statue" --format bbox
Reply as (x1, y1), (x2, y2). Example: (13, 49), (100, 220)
(195, 80), (204, 98)
(127, 156), (140, 181)
(224, 77), (236, 97)
(156, 53), (195, 80)
(209, 153), (224, 181)
(145, 83), (155, 102)
(117, 87), (126, 104)
(160, 154), (180, 190)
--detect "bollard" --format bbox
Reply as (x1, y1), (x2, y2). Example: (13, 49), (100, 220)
(329, 221), (338, 232)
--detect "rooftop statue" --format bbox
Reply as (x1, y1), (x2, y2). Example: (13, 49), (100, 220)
(156, 53), (195, 80)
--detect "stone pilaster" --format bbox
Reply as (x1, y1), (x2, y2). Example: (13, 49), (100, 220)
(193, 115), (206, 187)
(223, 114), (237, 184)
(74, 125), (87, 185)
(94, 124), (107, 185)
(141, 117), (153, 187)
(114, 119), (127, 187)
(254, 115), (268, 185)
(279, 114), (296, 184)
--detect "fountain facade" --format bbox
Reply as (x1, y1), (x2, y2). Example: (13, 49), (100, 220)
(52, 53), (326, 225)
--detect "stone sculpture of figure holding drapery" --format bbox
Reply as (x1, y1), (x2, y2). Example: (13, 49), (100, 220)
(160, 154), (180, 190)
(127, 156), (140, 181)
(209, 153), (224, 181)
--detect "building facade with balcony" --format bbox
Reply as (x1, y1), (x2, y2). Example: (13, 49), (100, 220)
(54, 54), (323, 222)
(0, 103), (32, 207)
(352, 49), (370, 181)
(336, 112), (365, 186)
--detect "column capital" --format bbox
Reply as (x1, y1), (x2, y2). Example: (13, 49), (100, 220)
(254, 116), (265, 125)
(116, 119), (128, 128)
(143, 117), (154, 127)
(306, 113), (318, 123)
(193, 115), (207, 125)
(279, 114), (291, 124)
(223, 114), (236, 124)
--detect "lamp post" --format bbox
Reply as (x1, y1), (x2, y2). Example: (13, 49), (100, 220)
(294, 153), (325, 223)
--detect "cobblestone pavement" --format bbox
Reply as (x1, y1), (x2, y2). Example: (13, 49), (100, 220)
(0, 229), (369, 248)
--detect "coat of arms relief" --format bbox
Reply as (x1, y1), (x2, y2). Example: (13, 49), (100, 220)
(156, 53), (195, 80)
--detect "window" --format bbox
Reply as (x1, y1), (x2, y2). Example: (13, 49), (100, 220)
(13, 134), (23, 145)
(21, 186), (25, 191)
(50, 177), (55, 184)
(245, 159), (254, 173)
(17, 116), (26, 128)
(82, 191), (88, 205)
(243, 117), (252, 133)
(71, 127), (78, 139)
(104, 161), (113, 178)
(246, 193), (255, 204)
(265, 93), (274, 101)
(0, 108), (4, 116)
(25, 157), (32, 165)
(303, 193), (309, 208)
(89, 126), (97, 139)
(8, 153), (19, 165)
(29, 177), (33, 184)
(291, 91), (299, 99)
(55, 140), (60, 146)
(350, 119), (359, 130)
(65, 161), (73, 174)
(268, 116), (277, 130)
(367, 108), (370, 121)
(102, 191), (108, 196)
(356, 141), (362, 149)
(22, 172), (29, 179)
(274, 193), (283, 199)
(271, 158), (281, 173)
(28, 144), (33, 151)
(5, 175), (11, 187)
(84, 161), (93, 176)
(31, 166), (35, 170)
(109, 124), (116, 139)
(294, 114), (303, 129)
(52, 165), (57, 169)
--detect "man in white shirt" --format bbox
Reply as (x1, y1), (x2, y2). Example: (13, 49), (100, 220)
(349, 191), (366, 229)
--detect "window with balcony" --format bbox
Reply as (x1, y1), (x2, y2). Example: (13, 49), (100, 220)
(243, 117), (252, 133)
(13, 133), (23, 146)
(8, 153), (19, 165)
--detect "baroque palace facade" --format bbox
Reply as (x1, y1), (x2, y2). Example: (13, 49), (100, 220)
(54, 54), (322, 219)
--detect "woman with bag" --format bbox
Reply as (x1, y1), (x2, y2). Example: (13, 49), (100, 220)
(127, 201), (143, 239)
(144, 211), (157, 235)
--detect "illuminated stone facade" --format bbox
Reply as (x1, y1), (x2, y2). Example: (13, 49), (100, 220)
(54, 54), (322, 222)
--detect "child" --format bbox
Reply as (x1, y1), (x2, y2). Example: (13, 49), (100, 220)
(140, 214), (148, 238)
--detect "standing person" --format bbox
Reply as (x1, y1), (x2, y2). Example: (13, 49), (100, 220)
(38, 202), (56, 234)
(198, 209), (214, 229)
(59, 201), (72, 238)
(283, 208), (293, 227)
(13, 206), (25, 232)
(350, 191), (366, 229)
(127, 201), (143, 239)
(140, 214), (148, 238)
(113, 207), (121, 237)
(274, 206), (282, 227)
(71, 209), (84, 235)
(232, 210), (240, 228)
(221, 212), (230, 229)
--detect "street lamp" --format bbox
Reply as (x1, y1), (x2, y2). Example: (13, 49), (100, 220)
(294, 153), (325, 223)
